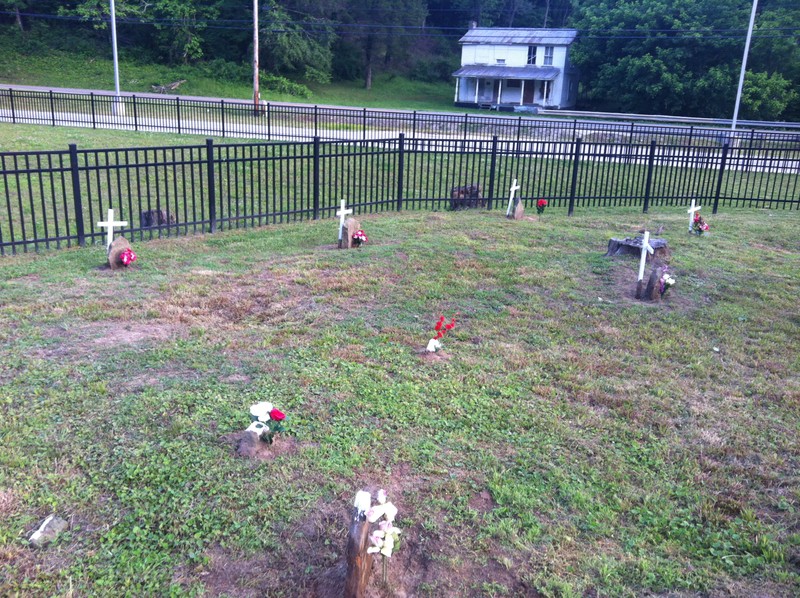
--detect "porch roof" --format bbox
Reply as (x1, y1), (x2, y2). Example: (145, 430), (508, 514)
(452, 65), (560, 81)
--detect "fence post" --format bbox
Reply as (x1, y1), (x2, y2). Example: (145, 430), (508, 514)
(266, 102), (272, 141)
(176, 97), (182, 135)
(90, 93), (96, 129)
(313, 137), (320, 220)
(412, 110), (417, 138)
(8, 88), (15, 124)
(68, 143), (86, 247)
(221, 100), (225, 137)
(314, 105), (319, 138)
(132, 95), (138, 131)
(463, 113), (469, 141)
(487, 136), (498, 211)
(712, 143), (729, 214)
(206, 138), (216, 233)
(50, 90), (55, 126)
(363, 108), (367, 141)
(396, 134), (405, 211)
(642, 139), (657, 213)
(568, 137), (581, 216)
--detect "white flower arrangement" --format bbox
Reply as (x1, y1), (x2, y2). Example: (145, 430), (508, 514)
(365, 489), (402, 559)
(246, 401), (287, 444)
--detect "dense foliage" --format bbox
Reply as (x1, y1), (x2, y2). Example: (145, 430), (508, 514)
(1, 0), (798, 119)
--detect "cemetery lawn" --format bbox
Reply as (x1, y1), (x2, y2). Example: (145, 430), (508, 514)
(1, 208), (798, 597)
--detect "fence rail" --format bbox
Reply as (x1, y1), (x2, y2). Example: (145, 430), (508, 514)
(2, 134), (798, 255)
(2, 87), (800, 147)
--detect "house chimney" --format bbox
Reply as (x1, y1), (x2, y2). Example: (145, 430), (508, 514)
(469, 20), (478, 29)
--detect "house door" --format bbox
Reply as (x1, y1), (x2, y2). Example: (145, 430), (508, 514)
(523, 82), (534, 104)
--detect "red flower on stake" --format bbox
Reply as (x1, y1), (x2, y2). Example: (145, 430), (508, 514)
(269, 408), (286, 421)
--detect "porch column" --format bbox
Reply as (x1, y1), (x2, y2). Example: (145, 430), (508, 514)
(520, 80), (525, 105)
(498, 80), (503, 104)
(474, 79), (479, 104)
(454, 78), (459, 102)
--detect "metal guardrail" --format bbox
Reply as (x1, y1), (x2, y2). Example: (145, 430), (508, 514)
(1, 87), (799, 147)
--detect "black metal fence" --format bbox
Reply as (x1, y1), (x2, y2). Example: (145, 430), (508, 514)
(2, 134), (798, 255)
(2, 87), (800, 148)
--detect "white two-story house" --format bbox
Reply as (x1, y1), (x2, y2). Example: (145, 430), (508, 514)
(452, 27), (579, 110)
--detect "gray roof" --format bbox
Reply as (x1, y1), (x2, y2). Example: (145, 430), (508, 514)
(459, 28), (577, 46)
(452, 65), (561, 81)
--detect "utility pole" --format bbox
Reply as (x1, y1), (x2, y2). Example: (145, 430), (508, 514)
(732, 0), (759, 131)
(110, 0), (124, 115)
(253, 0), (260, 115)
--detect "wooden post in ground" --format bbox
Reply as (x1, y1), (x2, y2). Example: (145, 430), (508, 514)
(344, 491), (372, 598)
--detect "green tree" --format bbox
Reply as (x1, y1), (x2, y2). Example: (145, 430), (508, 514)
(570, 0), (750, 117)
(741, 71), (797, 120)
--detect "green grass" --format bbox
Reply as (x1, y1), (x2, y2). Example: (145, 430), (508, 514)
(1, 205), (798, 597)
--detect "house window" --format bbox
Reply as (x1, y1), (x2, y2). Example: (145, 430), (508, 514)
(506, 79), (521, 88)
(527, 46), (537, 65)
(544, 46), (554, 66)
(496, 58), (506, 65)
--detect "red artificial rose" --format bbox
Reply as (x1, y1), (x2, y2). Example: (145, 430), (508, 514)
(269, 408), (286, 421)
(537, 199), (547, 208)
(434, 316), (445, 331)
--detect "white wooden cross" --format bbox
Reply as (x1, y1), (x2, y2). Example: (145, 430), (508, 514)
(687, 199), (702, 233)
(97, 208), (128, 252)
(505, 178), (521, 217)
(638, 231), (655, 282)
(336, 199), (353, 243)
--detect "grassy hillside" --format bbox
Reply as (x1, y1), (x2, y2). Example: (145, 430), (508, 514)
(0, 31), (455, 111)
(1, 204), (798, 596)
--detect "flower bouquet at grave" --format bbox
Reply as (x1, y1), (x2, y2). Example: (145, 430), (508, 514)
(659, 268), (676, 297)
(426, 315), (456, 352)
(246, 401), (286, 444)
(366, 490), (402, 583)
(352, 229), (368, 247)
(536, 198), (548, 215)
(692, 213), (710, 235)
(120, 248), (137, 266)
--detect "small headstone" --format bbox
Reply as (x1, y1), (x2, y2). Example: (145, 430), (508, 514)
(643, 266), (666, 301)
(29, 514), (68, 547)
(340, 218), (361, 250)
(605, 236), (669, 261)
(236, 431), (262, 458)
(512, 198), (525, 220)
(108, 236), (133, 270)
(140, 209), (176, 228)
(450, 184), (484, 210)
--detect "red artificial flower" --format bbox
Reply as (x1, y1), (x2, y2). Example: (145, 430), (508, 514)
(120, 248), (137, 266)
(434, 316), (445, 331)
(537, 199), (548, 208)
(445, 317), (456, 331)
(269, 408), (286, 421)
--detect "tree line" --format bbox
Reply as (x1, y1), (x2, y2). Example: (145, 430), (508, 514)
(1, 0), (798, 120)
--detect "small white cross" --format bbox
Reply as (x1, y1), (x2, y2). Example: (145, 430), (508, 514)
(336, 199), (353, 242)
(687, 199), (702, 233)
(97, 208), (128, 252)
(505, 179), (521, 217)
(638, 230), (655, 282)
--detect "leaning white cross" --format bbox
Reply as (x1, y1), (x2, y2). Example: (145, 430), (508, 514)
(97, 208), (128, 252)
(638, 230), (655, 282)
(336, 199), (353, 246)
(687, 199), (702, 233)
(505, 178), (521, 217)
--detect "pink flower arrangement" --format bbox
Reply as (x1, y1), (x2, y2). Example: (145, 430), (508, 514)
(120, 248), (137, 266)
(352, 229), (368, 247)
(692, 214), (710, 235)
